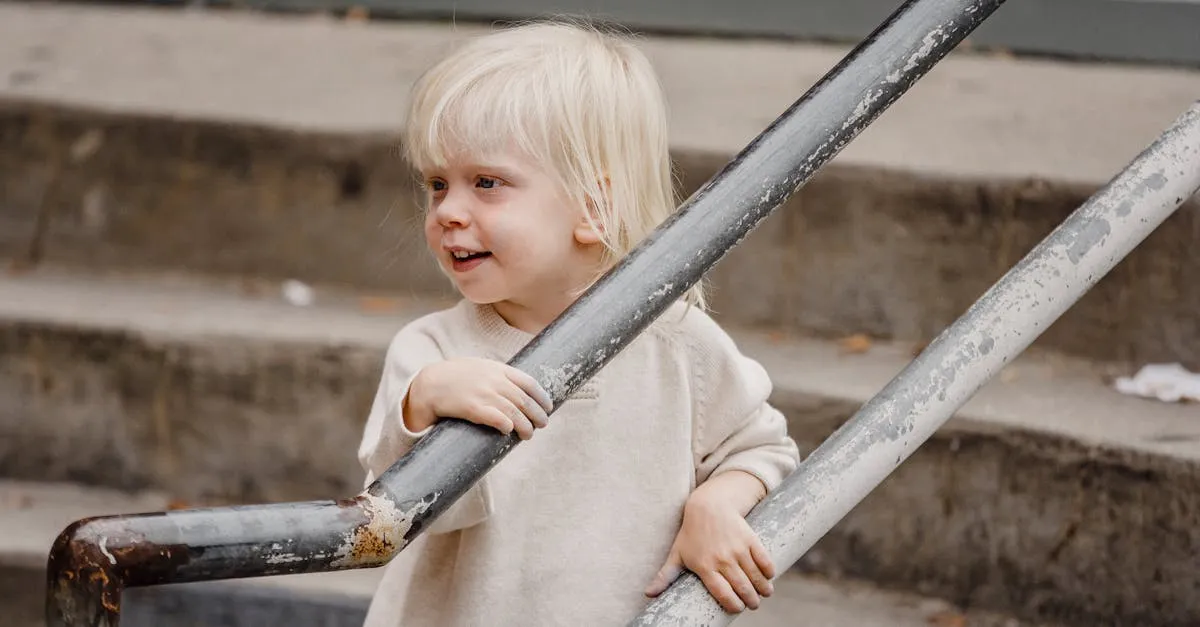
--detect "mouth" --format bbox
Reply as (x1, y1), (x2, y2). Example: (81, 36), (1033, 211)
(447, 249), (493, 272)
(450, 250), (492, 262)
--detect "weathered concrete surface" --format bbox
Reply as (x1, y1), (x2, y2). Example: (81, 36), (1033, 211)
(5, 101), (1200, 366)
(4, 3), (1199, 183)
(0, 270), (449, 503)
(0, 100), (447, 296)
(4, 5), (1200, 366)
(2, 270), (1199, 624)
(741, 327), (1200, 626)
(682, 154), (1200, 369)
(3, 7), (1200, 621)
(0, 481), (1047, 627)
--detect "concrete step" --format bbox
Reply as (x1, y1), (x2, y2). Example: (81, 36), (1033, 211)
(2, 268), (1199, 625)
(3, 3), (1200, 367)
(2, 479), (1051, 627)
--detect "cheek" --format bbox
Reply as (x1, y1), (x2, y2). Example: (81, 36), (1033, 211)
(474, 205), (516, 248)
(423, 212), (440, 248)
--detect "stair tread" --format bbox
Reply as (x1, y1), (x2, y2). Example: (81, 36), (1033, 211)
(1, 3), (1199, 185)
(3, 267), (1197, 468)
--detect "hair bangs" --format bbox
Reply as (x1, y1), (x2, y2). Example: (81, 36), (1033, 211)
(406, 59), (555, 175)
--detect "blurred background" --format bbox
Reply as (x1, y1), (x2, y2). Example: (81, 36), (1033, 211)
(2, 1), (1200, 626)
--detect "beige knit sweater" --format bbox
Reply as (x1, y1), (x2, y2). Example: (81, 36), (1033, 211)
(357, 300), (800, 627)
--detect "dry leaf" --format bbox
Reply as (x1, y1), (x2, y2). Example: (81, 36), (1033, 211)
(359, 296), (400, 313)
(839, 333), (873, 355)
(6, 259), (32, 275)
(5, 492), (35, 509)
(167, 500), (192, 511)
(344, 6), (369, 21)
(238, 278), (265, 297)
(927, 611), (967, 627)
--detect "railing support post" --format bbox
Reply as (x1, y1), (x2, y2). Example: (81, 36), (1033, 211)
(631, 102), (1200, 626)
(46, 0), (1008, 623)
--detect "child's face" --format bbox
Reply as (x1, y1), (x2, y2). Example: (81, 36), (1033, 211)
(422, 151), (603, 313)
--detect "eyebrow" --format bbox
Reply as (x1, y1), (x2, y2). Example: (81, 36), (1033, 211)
(470, 162), (524, 182)
(421, 160), (528, 183)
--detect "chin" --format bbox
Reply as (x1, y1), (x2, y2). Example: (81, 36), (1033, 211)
(455, 286), (505, 306)
(462, 295), (500, 306)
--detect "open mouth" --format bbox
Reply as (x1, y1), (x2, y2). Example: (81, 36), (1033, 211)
(451, 250), (492, 262)
(448, 249), (493, 272)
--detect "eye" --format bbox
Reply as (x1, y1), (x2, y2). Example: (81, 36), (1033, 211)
(424, 178), (447, 198)
(476, 176), (501, 190)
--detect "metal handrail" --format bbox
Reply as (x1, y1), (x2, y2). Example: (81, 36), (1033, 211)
(634, 101), (1200, 625)
(45, 0), (1007, 624)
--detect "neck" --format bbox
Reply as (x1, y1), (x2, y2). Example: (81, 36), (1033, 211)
(491, 293), (575, 335)
(491, 270), (602, 334)
(490, 246), (606, 334)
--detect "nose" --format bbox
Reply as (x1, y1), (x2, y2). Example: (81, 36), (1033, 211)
(433, 187), (471, 228)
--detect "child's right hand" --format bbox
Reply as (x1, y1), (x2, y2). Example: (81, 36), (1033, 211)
(403, 358), (555, 440)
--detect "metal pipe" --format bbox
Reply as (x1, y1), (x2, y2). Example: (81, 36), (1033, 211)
(46, 496), (394, 626)
(372, 0), (1007, 549)
(46, 0), (1006, 623)
(631, 103), (1200, 627)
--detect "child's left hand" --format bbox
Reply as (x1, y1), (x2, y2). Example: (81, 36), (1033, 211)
(644, 471), (776, 613)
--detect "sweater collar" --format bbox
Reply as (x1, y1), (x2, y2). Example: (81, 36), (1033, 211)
(463, 300), (606, 402)
(466, 301), (535, 359)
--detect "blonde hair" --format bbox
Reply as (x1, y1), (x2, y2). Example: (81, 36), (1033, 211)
(404, 19), (705, 308)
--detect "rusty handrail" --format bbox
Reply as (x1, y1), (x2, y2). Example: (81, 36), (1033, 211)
(46, 0), (1004, 623)
(46, 494), (397, 624)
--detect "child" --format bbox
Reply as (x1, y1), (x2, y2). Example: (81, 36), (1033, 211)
(357, 20), (800, 626)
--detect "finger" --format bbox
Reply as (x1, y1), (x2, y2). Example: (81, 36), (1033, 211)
(499, 382), (550, 430)
(524, 396), (550, 429)
(698, 569), (744, 614)
(749, 540), (776, 581)
(737, 551), (773, 599)
(472, 405), (514, 435)
(504, 368), (554, 413)
(495, 396), (535, 440)
(493, 386), (540, 437)
(720, 562), (761, 610)
(644, 552), (683, 597)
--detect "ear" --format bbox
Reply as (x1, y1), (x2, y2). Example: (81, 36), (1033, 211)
(574, 211), (604, 245)
(573, 179), (610, 246)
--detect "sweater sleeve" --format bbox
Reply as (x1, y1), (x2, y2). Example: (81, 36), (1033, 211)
(357, 321), (494, 535)
(686, 311), (801, 492)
